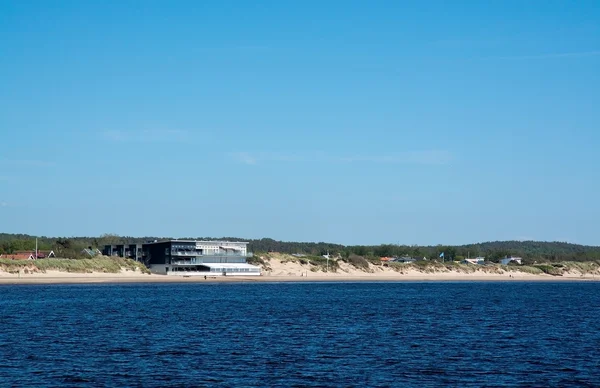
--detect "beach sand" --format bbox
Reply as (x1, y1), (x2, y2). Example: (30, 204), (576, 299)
(0, 259), (597, 284)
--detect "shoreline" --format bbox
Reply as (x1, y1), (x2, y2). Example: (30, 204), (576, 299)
(1, 273), (598, 285)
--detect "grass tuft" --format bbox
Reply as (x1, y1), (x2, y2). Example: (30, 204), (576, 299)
(0, 256), (150, 274)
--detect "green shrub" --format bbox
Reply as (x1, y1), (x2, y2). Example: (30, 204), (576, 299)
(366, 256), (382, 266)
(515, 265), (544, 275)
(345, 254), (370, 270)
(306, 256), (339, 272)
(388, 262), (410, 272)
(412, 260), (430, 268)
(0, 257), (150, 274)
(534, 264), (562, 276)
(246, 256), (266, 266)
(563, 261), (599, 274)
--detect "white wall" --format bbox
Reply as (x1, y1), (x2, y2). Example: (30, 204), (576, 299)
(166, 271), (261, 277)
(150, 263), (261, 276)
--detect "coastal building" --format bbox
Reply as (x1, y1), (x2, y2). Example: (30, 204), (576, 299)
(499, 256), (523, 265)
(104, 240), (261, 276)
(1, 250), (56, 260)
(103, 244), (144, 262)
(82, 248), (102, 257)
(0, 253), (35, 260)
(463, 257), (485, 265)
(392, 256), (417, 263)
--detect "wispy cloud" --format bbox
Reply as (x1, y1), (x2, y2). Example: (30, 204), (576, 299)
(102, 129), (189, 143)
(0, 201), (8, 207)
(230, 150), (453, 166)
(232, 152), (258, 165)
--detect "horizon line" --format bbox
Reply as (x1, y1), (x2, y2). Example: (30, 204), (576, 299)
(0, 233), (595, 248)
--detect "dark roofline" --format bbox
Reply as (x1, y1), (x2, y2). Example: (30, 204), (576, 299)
(143, 240), (249, 245)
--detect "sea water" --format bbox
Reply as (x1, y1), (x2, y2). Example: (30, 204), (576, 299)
(0, 282), (598, 387)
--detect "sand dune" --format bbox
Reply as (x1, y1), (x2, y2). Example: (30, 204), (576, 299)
(0, 255), (597, 284)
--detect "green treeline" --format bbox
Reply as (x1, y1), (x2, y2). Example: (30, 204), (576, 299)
(342, 241), (600, 264)
(1, 233), (599, 264)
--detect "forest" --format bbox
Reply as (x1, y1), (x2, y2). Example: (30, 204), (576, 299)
(1, 233), (599, 264)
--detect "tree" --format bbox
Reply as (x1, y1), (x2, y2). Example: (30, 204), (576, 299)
(374, 244), (396, 257)
(55, 238), (72, 251)
(411, 246), (423, 258)
(98, 234), (122, 246)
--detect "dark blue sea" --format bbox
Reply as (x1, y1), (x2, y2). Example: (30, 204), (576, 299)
(1, 282), (599, 387)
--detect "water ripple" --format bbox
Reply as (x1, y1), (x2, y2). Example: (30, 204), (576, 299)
(0, 282), (599, 387)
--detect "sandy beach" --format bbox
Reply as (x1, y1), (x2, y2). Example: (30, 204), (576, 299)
(0, 273), (596, 285)
(0, 259), (597, 285)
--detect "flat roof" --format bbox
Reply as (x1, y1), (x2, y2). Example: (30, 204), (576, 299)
(191, 263), (260, 269)
(198, 241), (248, 244)
(145, 240), (249, 245)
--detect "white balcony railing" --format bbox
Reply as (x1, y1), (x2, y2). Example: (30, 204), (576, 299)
(171, 251), (249, 257)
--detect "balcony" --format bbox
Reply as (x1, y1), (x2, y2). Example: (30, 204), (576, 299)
(171, 251), (198, 256)
(171, 251), (250, 257)
(171, 255), (250, 265)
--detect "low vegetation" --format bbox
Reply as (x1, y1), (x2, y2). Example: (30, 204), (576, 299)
(509, 265), (544, 275)
(2, 233), (599, 278)
(3, 233), (600, 264)
(251, 250), (600, 278)
(501, 261), (600, 277)
(533, 264), (563, 276)
(246, 255), (271, 272)
(305, 255), (340, 272)
(253, 252), (340, 272)
(340, 254), (370, 270)
(0, 256), (150, 274)
(561, 261), (600, 274)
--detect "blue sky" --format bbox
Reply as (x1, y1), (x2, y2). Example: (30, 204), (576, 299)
(1, 1), (599, 245)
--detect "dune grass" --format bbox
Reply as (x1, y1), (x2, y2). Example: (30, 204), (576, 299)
(223, 253), (600, 278)
(511, 265), (544, 275)
(561, 261), (600, 274)
(253, 253), (340, 272)
(341, 255), (370, 270)
(304, 255), (339, 272)
(0, 256), (150, 274)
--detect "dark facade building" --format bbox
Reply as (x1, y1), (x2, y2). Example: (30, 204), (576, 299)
(102, 244), (143, 262)
(104, 240), (260, 276)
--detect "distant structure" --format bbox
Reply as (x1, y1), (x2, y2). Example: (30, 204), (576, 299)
(0, 253), (35, 260)
(0, 250), (55, 260)
(463, 257), (485, 265)
(395, 256), (417, 264)
(499, 256), (522, 265)
(381, 256), (421, 263)
(82, 247), (102, 257)
(104, 240), (261, 276)
(102, 244), (144, 262)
